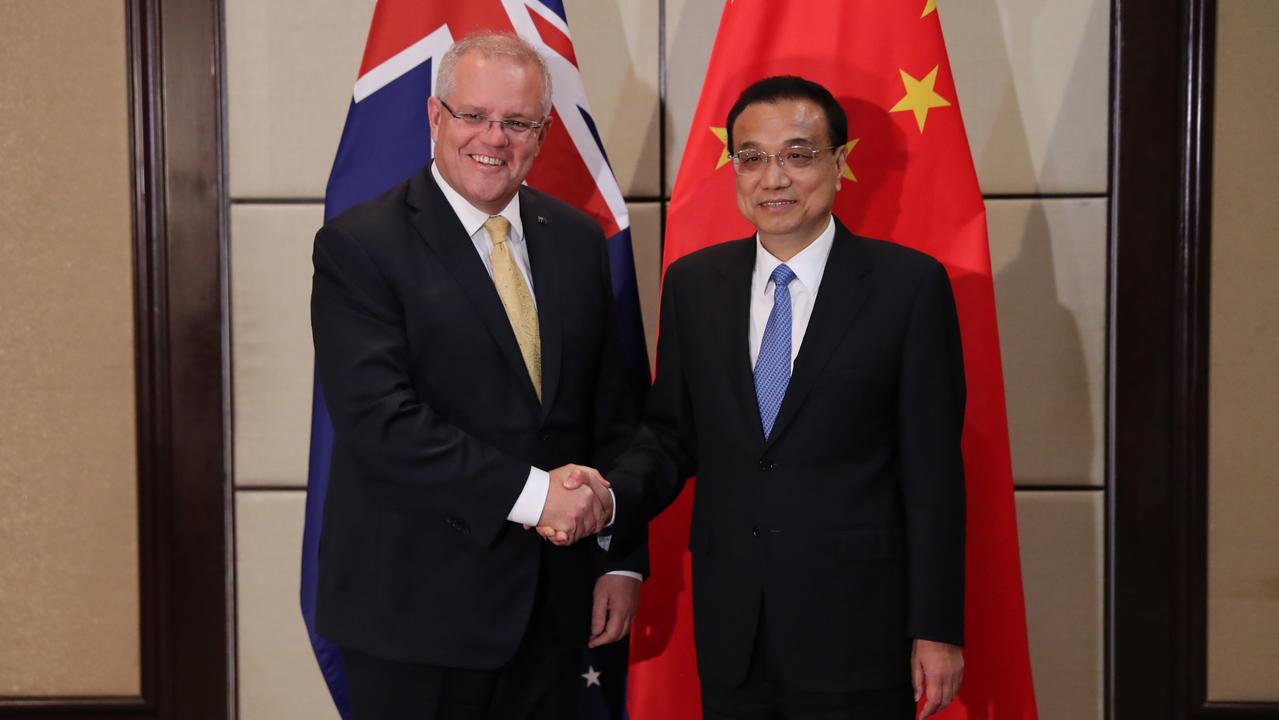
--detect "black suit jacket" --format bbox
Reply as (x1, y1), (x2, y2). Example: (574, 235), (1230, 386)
(311, 165), (643, 669)
(610, 220), (966, 692)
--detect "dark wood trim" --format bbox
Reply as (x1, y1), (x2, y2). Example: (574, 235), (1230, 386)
(1112, 0), (1279, 717)
(153, 0), (231, 714)
(0, 0), (230, 717)
(1110, 0), (1193, 716)
(1182, 0), (1218, 715)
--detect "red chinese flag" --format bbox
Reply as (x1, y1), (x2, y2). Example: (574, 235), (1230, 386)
(626, 1), (1037, 718)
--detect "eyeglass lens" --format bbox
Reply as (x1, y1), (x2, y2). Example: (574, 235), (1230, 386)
(734, 147), (822, 173)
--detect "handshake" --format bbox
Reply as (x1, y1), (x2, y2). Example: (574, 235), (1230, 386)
(527, 464), (612, 546)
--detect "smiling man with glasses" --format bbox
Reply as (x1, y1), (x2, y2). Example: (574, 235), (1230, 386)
(588, 75), (969, 719)
(310, 31), (644, 720)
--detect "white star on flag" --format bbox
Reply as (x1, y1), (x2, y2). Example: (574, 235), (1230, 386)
(581, 665), (602, 687)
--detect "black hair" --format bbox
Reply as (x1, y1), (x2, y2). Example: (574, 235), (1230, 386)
(725, 75), (847, 153)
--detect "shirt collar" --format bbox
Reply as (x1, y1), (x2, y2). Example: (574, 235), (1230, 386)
(431, 162), (525, 242)
(753, 215), (836, 294)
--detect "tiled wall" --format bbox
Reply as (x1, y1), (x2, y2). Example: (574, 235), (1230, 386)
(225, 1), (1110, 717)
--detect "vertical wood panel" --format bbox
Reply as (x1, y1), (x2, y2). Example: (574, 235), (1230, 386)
(1206, 0), (1279, 702)
(0, 0), (140, 696)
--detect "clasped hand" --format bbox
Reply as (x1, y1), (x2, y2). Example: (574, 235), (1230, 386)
(525, 464), (612, 545)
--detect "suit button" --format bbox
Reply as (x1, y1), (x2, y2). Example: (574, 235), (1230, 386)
(758, 459), (775, 471)
(751, 527), (760, 537)
(541, 433), (551, 442)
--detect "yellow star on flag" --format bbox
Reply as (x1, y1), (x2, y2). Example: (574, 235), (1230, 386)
(889, 66), (951, 133)
(922, 0), (936, 18)
(710, 126), (732, 170)
(841, 138), (860, 182)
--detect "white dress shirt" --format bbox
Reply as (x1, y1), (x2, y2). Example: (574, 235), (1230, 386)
(749, 216), (837, 370)
(432, 165), (625, 568)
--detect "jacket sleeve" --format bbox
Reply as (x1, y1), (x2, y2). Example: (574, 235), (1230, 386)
(606, 261), (700, 552)
(311, 222), (528, 547)
(898, 260), (967, 646)
(585, 225), (649, 576)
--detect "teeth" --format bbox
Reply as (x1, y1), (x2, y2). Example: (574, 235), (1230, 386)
(761, 200), (793, 207)
(471, 154), (504, 166)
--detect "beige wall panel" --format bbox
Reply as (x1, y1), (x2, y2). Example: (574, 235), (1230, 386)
(943, 0), (1110, 194)
(664, 0), (724, 193)
(1017, 491), (1104, 720)
(1206, 0), (1279, 701)
(627, 202), (662, 368)
(225, 0), (376, 199)
(0, 0), (140, 696)
(988, 199), (1105, 486)
(565, 0), (661, 197)
(237, 491), (342, 719)
(233, 205), (322, 487)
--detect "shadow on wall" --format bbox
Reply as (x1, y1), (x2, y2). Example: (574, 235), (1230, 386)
(958, 0), (1042, 191)
(946, 0), (1108, 193)
(992, 202), (1096, 487)
(948, 0), (1103, 483)
(1023, 0), (1110, 193)
(565, 0), (662, 196)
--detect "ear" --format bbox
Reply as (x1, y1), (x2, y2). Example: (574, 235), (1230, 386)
(533, 114), (553, 150)
(834, 144), (850, 191)
(427, 96), (443, 137)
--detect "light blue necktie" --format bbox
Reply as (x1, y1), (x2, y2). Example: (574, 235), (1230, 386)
(754, 264), (797, 439)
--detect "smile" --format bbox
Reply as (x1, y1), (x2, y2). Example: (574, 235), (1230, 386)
(470, 154), (505, 166)
(759, 199), (796, 208)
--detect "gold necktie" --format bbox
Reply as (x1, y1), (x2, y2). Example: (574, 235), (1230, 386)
(485, 215), (541, 400)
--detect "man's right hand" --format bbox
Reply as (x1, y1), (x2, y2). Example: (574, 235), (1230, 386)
(533, 465), (612, 545)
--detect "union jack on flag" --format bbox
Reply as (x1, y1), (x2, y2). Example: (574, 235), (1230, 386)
(299, 1), (647, 718)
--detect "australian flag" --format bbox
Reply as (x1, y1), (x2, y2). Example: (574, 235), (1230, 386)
(299, 1), (647, 718)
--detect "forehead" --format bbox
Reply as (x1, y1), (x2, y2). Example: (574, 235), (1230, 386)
(732, 98), (829, 147)
(449, 52), (544, 108)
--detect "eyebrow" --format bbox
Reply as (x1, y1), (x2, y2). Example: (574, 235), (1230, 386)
(738, 137), (820, 149)
(452, 104), (536, 119)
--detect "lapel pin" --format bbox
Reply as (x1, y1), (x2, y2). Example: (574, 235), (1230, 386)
(536, 215), (548, 225)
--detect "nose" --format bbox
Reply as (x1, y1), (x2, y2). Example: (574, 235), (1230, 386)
(482, 120), (510, 145)
(760, 156), (790, 189)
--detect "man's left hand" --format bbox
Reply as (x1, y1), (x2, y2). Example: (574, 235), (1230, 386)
(912, 638), (963, 719)
(588, 574), (641, 648)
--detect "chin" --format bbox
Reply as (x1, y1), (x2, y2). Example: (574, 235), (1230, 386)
(757, 220), (800, 237)
(465, 180), (512, 205)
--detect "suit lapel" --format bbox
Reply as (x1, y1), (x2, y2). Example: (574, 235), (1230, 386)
(521, 188), (562, 419)
(764, 223), (874, 450)
(406, 169), (540, 406)
(713, 240), (765, 443)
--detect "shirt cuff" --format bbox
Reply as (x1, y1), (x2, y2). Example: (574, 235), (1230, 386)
(604, 570), (643, 582)
(507, 466), (549, 526)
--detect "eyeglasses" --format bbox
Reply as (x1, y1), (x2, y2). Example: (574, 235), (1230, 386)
(731, 145), (839, 175)
(436, 97), (546, 136)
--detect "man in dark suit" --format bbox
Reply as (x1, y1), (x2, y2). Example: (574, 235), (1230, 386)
(310, 32), (643, 719)
(574, 76), (967, 719)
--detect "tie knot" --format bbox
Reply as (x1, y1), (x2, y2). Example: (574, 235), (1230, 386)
(484, 215), (511, 245)
(770, 263), (797, 288)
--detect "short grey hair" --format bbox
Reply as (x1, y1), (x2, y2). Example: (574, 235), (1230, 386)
(435, 32), (554, 118)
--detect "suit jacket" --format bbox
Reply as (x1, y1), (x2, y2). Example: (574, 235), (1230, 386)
(311, 165), (644, 669)
(609, 219), (966, 692)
